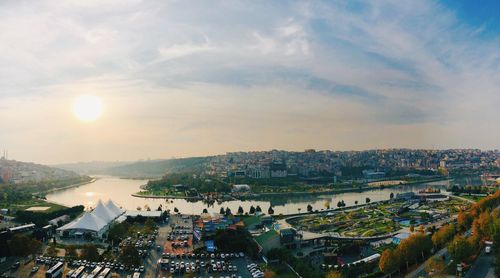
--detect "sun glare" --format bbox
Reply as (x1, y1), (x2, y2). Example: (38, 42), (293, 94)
(73, 95), (103, 122)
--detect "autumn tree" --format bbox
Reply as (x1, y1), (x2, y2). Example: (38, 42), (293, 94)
(432, 224), (456, 248)
(425, 257), (446, 278)
(379, 248), (399, 276)
(326, 271), (343, 278)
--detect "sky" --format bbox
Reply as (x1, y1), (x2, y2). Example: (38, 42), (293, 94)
(0, 0), (499, 165)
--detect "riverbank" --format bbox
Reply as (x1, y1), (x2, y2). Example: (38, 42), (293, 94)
(35, 176), (97, 195)
(131, 177), (449, 200)
(131, 193), (202, 200)
(242, 177), (449, 199)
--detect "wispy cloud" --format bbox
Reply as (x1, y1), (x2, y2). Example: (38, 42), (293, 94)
(0, 0), (499, 163)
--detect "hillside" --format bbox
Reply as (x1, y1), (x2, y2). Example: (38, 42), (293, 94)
(54, 161), (131, 175)
(0, 159), (81, 184)
(104, 157), (211, 178)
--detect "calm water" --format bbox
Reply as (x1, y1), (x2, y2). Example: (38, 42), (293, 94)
(46, 176), (473, 215)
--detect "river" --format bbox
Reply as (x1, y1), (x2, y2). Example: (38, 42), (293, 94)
(45, 176), (481, 215)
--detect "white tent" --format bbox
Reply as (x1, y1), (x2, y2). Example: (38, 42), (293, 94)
(59, 212), (107, 233)
(105, 200), (124, 216)
(92, 200), (117, 222)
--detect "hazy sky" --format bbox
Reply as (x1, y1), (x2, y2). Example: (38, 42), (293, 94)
(1, 0), (499, 164)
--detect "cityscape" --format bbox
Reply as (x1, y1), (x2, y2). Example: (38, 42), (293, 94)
(1, 1), (500, 278)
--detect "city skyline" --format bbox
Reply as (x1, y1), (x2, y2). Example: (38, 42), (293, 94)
(1, 0), (499, 164)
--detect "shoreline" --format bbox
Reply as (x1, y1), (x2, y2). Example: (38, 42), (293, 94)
(132, 177), (450, 200)
(36, 176), (98, 195)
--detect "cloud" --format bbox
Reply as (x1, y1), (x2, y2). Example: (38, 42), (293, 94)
(0, 0), (499, 163)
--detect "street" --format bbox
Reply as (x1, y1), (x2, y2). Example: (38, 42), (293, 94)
(465, 250), (495, 278)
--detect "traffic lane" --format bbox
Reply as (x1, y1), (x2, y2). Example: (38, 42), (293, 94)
(465, 251), (495, 278)
(145, 222), (172, 278)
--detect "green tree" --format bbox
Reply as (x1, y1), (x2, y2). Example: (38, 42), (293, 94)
(237, 206), (244, 214)
(365, 197), (371, 204)
(448, 236), (473, 263)
(249, 206), (256, 214)
(8, 234), (41, 257)
(255, 205), (262, 213)
(120, 244), (140, 266)
(80, 244), (100, 262)
(268, 206), (274, 215)
(219, 207), (225, 214)
(307, 204), (313, 212)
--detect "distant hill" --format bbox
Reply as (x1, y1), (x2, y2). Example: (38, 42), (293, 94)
(54, 161), (132, 175)
(104, 157), (212, 178)
(0, 158), (83, 185)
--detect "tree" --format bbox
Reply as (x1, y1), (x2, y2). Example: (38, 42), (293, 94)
(219, 207), (225, 214)
(249, 206), (256, 214)
(107, 222), (129, 244)
(144, 218), (156, 234)
(8, 234), (41, 257)
(379, 248), (399, 276)
(425, 257), (446, 277)
(255, 205), (262, 213)
(173, 207), (179, 213)
(457, 211), (473, 231)
(80, 244), (100, 262)
(307, 204), (313, 212)
(354, 200), (358, 205)
(432, 224), (456, 248)
(202, 208), (208, 214)
(268, 206), (274, 215)
(120, 245), (140, 266)
(46, 244), (58, 257)
(65, 245), (78, 258)
(448, 236), (473, 263)
(390, 192), (394, 199)
(365, 197), (371, 204)
(326, 271), (343, 278)
(237, 206), (244, 214)
(225, 207), (232, 216)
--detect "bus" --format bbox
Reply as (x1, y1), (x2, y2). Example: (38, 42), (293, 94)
(45, 262), (64, 278)
(86, 266), (102, 278)
(133, 272), (141, 278)
(71, 266), (85, 278)
(97, 268), (111, 278)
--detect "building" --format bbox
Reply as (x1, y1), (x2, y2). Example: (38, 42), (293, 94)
(57, 200), (124, 238)
(232, 184), (251, 192)
(270, 162), (287, 178)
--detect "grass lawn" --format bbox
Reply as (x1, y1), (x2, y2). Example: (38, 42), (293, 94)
(1, 198), (67, 214)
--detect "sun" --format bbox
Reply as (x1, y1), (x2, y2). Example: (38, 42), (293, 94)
(73, 95), (103, 122)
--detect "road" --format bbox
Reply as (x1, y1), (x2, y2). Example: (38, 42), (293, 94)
(465, 250), (495, 278)
(406, 247), (449, 278)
